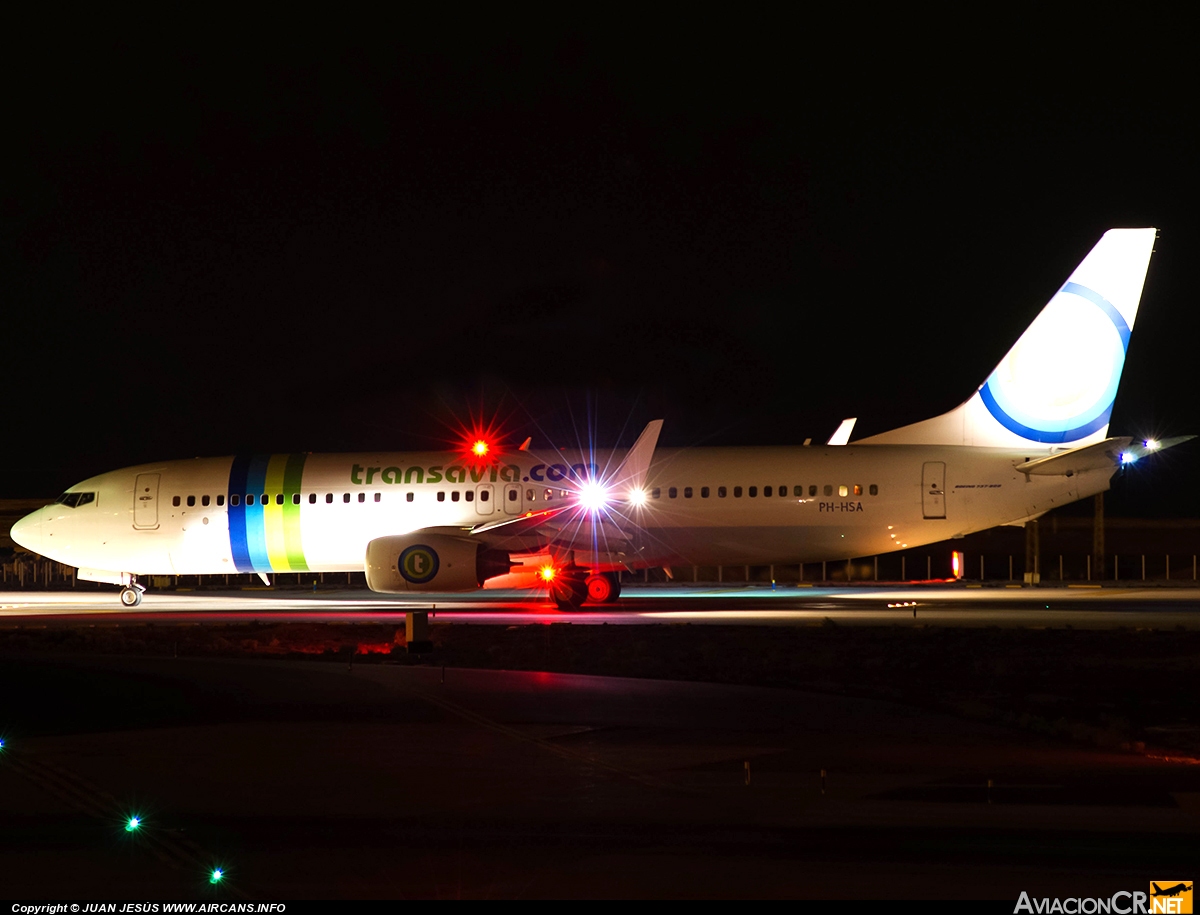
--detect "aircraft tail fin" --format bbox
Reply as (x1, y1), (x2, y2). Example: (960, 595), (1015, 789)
(858, 228), (1157, 448)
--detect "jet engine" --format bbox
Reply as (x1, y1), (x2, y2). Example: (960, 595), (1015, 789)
(364, 533), (512, 593)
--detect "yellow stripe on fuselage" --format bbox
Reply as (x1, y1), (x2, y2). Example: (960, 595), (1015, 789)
(263, 454), (291, 571)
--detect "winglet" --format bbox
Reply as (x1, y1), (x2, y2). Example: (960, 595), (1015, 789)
(827, 418), (857, 446)
(518, 437), (531, 452)
(610, 419), (663, 495)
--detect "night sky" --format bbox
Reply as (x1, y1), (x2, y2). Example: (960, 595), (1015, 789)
(5, 24), (1197, 513)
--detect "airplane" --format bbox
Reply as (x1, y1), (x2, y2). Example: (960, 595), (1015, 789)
(10, 228), (1190, 609)
(1151, 884), (1192, 898)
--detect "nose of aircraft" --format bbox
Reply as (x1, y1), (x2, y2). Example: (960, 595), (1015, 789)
(10, 510), (42, 554)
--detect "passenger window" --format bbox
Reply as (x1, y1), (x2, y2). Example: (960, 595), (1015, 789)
(749, 486), (757, 497)
(406, 492), (414, 502)
(358, 493), (366, 503)
(794, 486), (803, 497)
(718, 486), (727, 498)
(276, 494), (285, 505)
(701, 486), (709, 498)
(734, 486), (742, 497)
(824, 485), (832, 496)
(853, 484), (862, 496)
(292, 493), (300, 505)
(343, 493), (351, 503)
(651, 488), (661, 499)
(231, 494), (240, 506)
(780, 486), (787, 498)
(437, 492), (446, 502)
(869, 484), (878, 496)
(374, 493), (381, 503)
(763, 486), (772, 497)
(669, 487), (677, 498)
(246, 494), (255, 505)
(202, 495), (210, 507)
(525, 488), (534, 501)
(480, 490), (489, 502)
(464, 491), (473, 502)
(838, 485), (848, 497)
(326, 493), (333, 504)
(173, 496), (181, 507)
(217, 495), (225, 506)
(684, 487), (693, 498)
(187, 495), (195, 507)
(308, 493), (316, 504)
(261, 494), (268, 505)
(810, 485), (818, 497)
(545, 489), (553, 501)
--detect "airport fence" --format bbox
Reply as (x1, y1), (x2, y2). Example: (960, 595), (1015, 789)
(4, 550), (1200, 592)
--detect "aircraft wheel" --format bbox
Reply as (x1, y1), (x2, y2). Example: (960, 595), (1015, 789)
(585, 573), (621, 603)
(119, 587), (142, 608)
(551, 575), (588, 610)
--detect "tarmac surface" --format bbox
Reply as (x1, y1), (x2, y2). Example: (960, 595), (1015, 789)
(2, 585), (1199, 899)
(2, 654), (1198, 899)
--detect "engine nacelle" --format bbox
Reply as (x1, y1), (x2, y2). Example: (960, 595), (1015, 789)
(364, 533), (512, 593)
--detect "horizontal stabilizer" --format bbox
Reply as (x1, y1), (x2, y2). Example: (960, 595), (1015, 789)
(1116, 434), (1194, 464)
(1017, 435), (1193, 475)
(1016, 438), (1129, 476)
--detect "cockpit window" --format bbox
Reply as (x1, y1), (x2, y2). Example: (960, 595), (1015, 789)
(54, 492), (95, 508)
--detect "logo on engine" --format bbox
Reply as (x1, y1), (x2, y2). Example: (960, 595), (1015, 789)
(398, 545), (440, 584)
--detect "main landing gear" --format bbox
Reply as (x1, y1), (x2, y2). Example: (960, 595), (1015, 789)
(119, 577), (145, 608)
(550, 570), (622, 610)
(585, 572), (621, 604)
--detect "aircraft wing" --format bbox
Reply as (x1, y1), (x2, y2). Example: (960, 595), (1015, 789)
(460, 419), (664, 552)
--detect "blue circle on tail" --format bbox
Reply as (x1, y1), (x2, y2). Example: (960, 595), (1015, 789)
(980, 282), (1130, 444)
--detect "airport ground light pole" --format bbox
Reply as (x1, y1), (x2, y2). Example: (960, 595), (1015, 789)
(1093, 493), (1106, 580)
(1024, 519), (1040, 585)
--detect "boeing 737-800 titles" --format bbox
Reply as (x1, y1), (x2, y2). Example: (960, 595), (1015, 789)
(10, 228), (1188, 608)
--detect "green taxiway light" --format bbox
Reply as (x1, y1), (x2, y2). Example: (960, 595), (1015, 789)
(210, 868), (224, 884)
(125, 816), (141, 832)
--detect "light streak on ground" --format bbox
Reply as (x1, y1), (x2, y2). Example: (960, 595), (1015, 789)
(1, 584), (1199, 628)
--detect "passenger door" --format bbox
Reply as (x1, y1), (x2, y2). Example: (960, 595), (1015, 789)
(922, 462), (946, 519)
(133, 473), (160, 529)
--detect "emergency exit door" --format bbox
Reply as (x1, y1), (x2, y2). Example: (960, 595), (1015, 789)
(922, 462), (946, 519)
(133, 473), (160, 529)
(503, 482), (522, 515)
(475, 484), (494, 515)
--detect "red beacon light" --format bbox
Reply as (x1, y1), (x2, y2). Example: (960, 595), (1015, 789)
(472, 439), (490, 458)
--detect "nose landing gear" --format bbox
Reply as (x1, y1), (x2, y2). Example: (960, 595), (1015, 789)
(119, 578), (146, 608)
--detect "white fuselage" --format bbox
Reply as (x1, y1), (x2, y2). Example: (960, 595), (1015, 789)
(11, 445), (1109, 579)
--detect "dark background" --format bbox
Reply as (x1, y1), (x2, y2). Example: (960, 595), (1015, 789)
(4, 18), (1197, 513)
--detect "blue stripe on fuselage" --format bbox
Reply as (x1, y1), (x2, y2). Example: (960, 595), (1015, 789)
(228, 455), (253, 572)
(243, 454), (271, 572)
